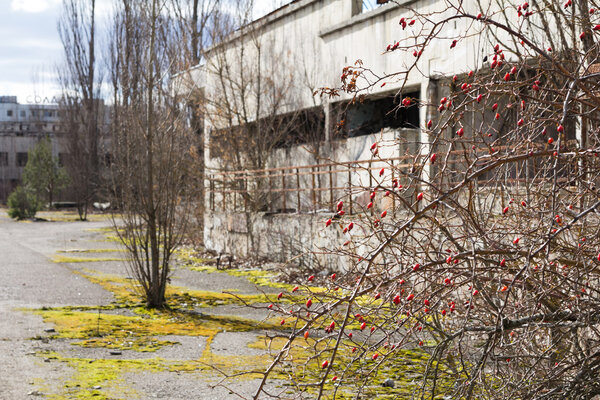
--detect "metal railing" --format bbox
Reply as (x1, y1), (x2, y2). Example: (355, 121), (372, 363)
(206, 143), (585, 214)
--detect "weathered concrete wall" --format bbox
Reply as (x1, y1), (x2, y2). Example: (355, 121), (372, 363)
(204, 209), (349, 269)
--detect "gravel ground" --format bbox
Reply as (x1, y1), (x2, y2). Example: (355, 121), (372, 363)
(0, 209), (285, 399)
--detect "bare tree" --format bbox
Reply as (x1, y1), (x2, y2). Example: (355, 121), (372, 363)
(107, 0), (203, 308)
(57, 0), (105, 220)
(205, 2), (326, 215)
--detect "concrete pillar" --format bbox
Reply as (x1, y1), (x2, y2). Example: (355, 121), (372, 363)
(350, 0), (362, 16)
(323, 101), (331, 142)
(420, 78), (438, 184)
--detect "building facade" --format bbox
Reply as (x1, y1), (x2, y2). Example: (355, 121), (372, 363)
(0, 96), (66, 202)
(178, 0), (579, 266)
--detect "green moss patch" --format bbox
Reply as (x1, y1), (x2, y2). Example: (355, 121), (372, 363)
(31, 308), (279, 341)
(73, 337), (179, 352)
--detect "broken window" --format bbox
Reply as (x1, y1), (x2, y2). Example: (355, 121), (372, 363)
(16, 152), (28, 167)
(209, 106), (326, 159)
(331, 92), (420, 139)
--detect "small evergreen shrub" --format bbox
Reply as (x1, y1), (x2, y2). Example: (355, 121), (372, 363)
(7, 186), (40, 220)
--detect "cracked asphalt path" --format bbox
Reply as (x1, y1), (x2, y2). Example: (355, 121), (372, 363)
(0, 210), (282, 399)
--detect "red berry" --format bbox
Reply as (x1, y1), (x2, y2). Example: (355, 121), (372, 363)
(406, 293), (415, 301)
(321, 360), (329, 368)
(380, 210), (387, 218)
(417, 192), (424, 201)
(306, 299), (312, 308)
(325, 219), (332, 227)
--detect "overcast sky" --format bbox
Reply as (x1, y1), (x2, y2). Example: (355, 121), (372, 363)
(0, 0), (285, 104)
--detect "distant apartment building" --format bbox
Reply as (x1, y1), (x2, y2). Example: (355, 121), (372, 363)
(0, 95), (112, 203)
(0, 96), (66, 202)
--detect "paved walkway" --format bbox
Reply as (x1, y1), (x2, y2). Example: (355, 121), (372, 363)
(0, 210), (280, 399)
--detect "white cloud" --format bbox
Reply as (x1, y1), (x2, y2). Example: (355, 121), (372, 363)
(11, 0), (61, 13)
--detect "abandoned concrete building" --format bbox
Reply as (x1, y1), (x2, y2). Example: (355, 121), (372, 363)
(0, 95), (112, 203)
(177, 0), (571, 267)
(0, 96), (66, 202)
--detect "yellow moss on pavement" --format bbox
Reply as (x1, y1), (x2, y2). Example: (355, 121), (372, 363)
(32, 308), (279, 340)
(52, 256), (124, 263)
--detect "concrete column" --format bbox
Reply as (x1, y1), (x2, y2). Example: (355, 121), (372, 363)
(323, 101), (331, 142)
(350, 0), (362, 16)
(420, 78), (438, 185)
